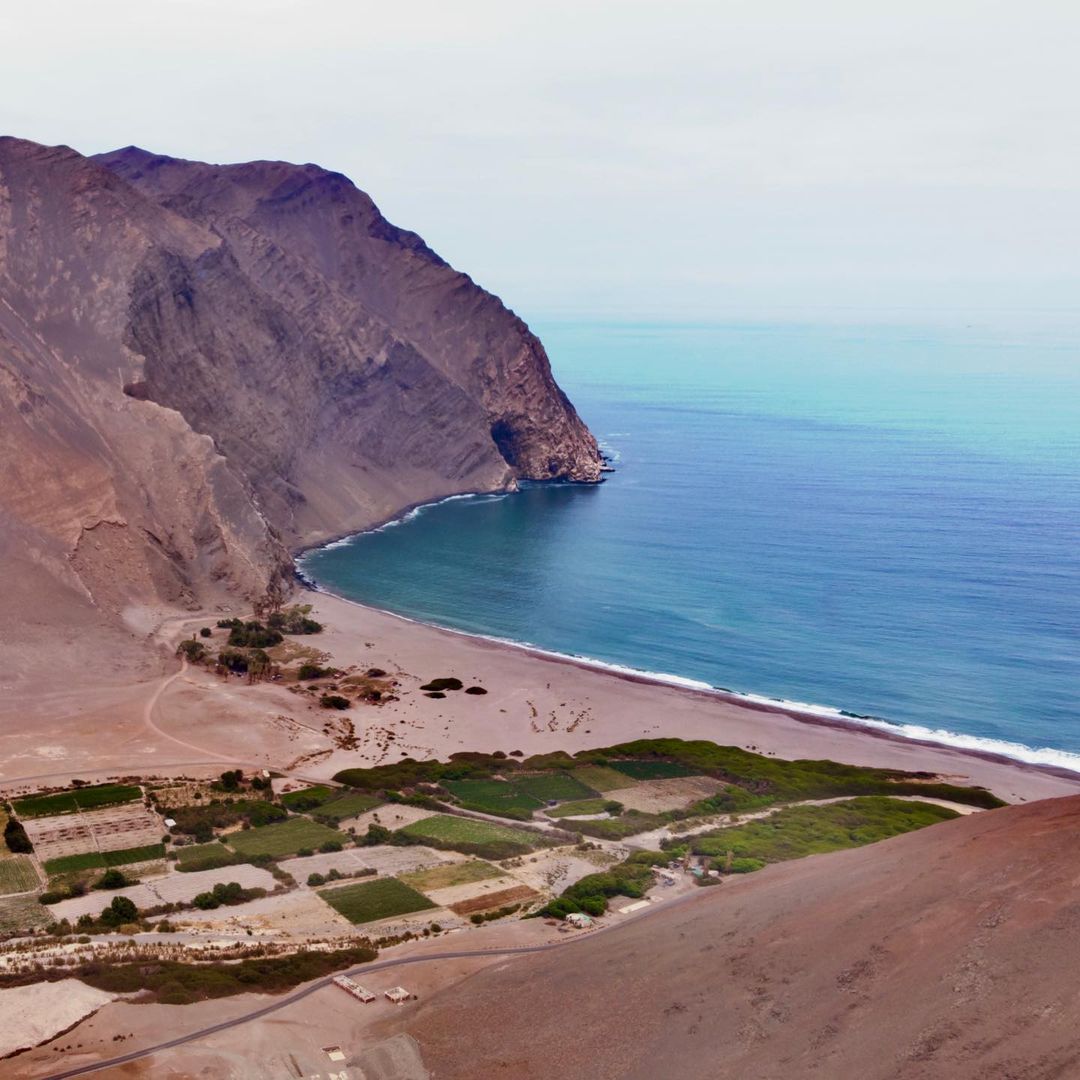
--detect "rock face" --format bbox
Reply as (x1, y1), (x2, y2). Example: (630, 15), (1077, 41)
(0, 136), (601, 641)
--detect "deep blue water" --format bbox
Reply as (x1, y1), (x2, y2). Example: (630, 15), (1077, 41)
(301, 322), (1080, 768)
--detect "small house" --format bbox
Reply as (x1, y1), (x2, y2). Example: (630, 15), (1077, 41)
(385, 986), (411, 1004)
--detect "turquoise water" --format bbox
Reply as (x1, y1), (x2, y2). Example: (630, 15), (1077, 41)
(300, 322), (1080, 769)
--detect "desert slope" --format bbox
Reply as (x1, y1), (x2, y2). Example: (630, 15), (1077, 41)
(386, 795), (1080, 1079)
(0, 136), (600, 685)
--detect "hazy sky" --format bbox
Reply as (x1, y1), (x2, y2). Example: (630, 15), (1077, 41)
(3, 1), (1078, 322)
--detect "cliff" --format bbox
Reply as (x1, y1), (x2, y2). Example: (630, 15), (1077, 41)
(0, 136), (601, 659)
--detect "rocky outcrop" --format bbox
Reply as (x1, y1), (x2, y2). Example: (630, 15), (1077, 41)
(0, 135), (601, 641)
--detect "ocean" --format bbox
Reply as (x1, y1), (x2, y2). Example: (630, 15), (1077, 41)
(300, 321), (1080, 770)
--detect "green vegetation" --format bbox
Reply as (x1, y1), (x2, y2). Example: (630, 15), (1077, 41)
(442, 779), (541, 820)
(175, 843), (242, 873)
(609, 760), (697, 780)
(12, 783), (141, 818)
(319, 877), (436, 924)
(469, 903), (520, 924)
(420, 677), (464, 692)
(313, 792), (382, 822)
(513, 772), (596, 802)
(297, 663), (330, 680)
(192, 881), (267, 909)
(0, 895), (51, 933)
(3, 816), (33, 854)
(267, 605), (323, 635)
(569, 764), (634, 793)
(177, 639), (208, 662)
(168, 798), (286, 841)
(686, 798), (959, 868)
(397, 814), (543, 860)
(543, 852), (664, 918)
(545, 798), (609, 817)
(94, 868), (131, 890)
(320, 694), (351, 710)
(225, 620), (284, 649)
(227, 818), (343, 858)
(280, 785), (337, 810)
(72, 944), (378, 1004)
(43, 843), (166, 877)
(0, 857), (38, 895)
(399, 860), (503, 892)
(562, 810), (666, 840)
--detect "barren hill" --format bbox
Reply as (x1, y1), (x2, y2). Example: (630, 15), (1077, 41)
(385, 795), (1080, 1079)
(0, 136), (600, 675)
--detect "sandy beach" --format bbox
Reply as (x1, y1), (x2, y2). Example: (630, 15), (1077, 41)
(3, 588), (1079, 806)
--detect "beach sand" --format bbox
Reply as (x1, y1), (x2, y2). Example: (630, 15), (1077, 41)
(3, 589), (1079, 806)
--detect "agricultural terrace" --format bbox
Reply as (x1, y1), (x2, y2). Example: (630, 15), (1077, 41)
(396, 815), (545, 859)
(43, 844), (166, 877)
(175, 842), (242, 873)
(11, 783), (141, 818)
(318, 877), (436, 925)
(310, 792), (382, 822)
(227, 818), (344, 858)
(398, 860), (503, 892)
(0, 857), (38, 896)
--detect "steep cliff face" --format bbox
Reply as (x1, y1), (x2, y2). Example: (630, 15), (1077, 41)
(0, 136), (601, 646)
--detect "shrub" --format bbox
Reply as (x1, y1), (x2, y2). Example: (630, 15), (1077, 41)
(297, 663), (328, 680)
(307, 873), (325, 886)
(4, 817), (33, 854)
(94, 869), (129, 890)
(217, 649), (249, 673)
(226, 621), (284, 649)
(420, 678), (463, 692)
(199, 627), (212, 638)
(320, 694), (351, 710)
(177, 639), (208, 662)
(268, 606), (323, 634)
(464, 686), (488, 695)
(319, 840), (343, 853)
(100, 895), (138, 926)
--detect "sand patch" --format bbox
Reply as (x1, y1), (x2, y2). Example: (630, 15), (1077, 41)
(604, 775), (723, 814)
(0, 979), (115, 1058)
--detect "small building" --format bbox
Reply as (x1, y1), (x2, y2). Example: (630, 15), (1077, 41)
(385, 986), (411, 1004)
(333, 975), (375, 1002)
(163, 818), (177, 829)
(565, 912), (593, 929)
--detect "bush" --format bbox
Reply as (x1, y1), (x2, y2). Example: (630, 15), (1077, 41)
(420, 678), (463, 692)
(199, 627), (212, 638)
(307, 873), (325, 886)
(100, 895), (138, 926)
(4, 816), (33, 854)
(217, 649), (249, 673)
(226, 621), (284, 649)
(320, 694), (351, 710)
(177, 639), (208, 663)
(268, 606), (323, 634)
(319, 840), (343, 853)
(464, 686), (488, 695)
(94, 869), (129, 890)
(297, 663), (328, 680)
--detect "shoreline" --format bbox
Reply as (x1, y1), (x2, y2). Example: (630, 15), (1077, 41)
(302, 584), (1080, 787)
(293, 495), (1080, 784)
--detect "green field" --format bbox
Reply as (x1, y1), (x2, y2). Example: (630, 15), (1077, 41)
(176, 842), (241, 872)
(280, 785), (337, 810)
(314, 792), (383, 821)
(689, 797), (959, 869)
(399, 859), (503, 892)
(608, 760), (696, 780)
(0, 857), (38, 895)
(397, 814), (541, 858)
(443, 779), (541, 819)
(226, 818), (343, 857)
(513, 772), (597, 802)
(44, 843), (167, 877)
(0, 894), (52, 933)
(12, 783), (142, 819)
(569, 765), (634, 793)
(545, 798), (609, 818)
(318, 877), (436, 924)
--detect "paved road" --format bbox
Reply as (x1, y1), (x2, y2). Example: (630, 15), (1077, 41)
(37, 888), (707, 1079)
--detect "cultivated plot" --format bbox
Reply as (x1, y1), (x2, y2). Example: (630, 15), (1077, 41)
(318, 877), (436, 925)
(227, 818), (343, 858)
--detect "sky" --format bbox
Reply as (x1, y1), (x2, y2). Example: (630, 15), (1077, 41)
(2, 1), (1078, 323)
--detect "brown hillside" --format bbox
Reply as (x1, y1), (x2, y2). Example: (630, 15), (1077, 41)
(389, 796), (1080, 1079)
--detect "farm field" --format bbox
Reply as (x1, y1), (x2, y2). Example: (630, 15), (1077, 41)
(448, 884), (538, 916)
(43, 844), (167, 877)
(399, 860), (503, 892)
(12, 783), (141, 818)
(546, 798), (609, 818)
(608, 760), (697, 781)
(0, 894), (51, 932)
(227, 818), (343, 858)
(396, 814), (543, 857)
(569, 765), (634, 793)
(442, 779), (541, 818)
(604, 775), (723, 814)
(318, 877), (436, 924)
(22, 802), (165, 864)
(313, 792), (383, 821)
(0, 857), (38, 895)
(280, 785), (337, 810)
(513, 772), (597, 803)
(175, 843), (241, 872)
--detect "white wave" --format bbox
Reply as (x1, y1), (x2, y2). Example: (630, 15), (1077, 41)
(299, 583), (1080, 776)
